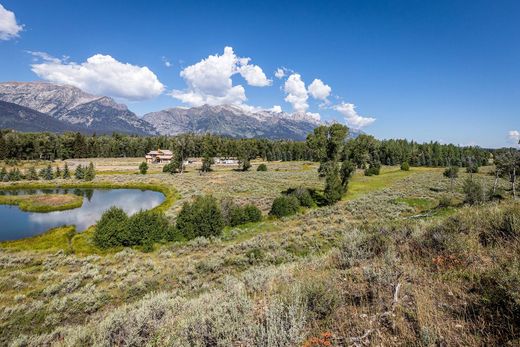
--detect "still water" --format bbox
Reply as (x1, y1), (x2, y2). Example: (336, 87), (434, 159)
(0, 189), (165, 241)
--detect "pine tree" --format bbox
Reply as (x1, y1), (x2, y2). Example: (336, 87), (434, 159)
(55, 166), (62, 178)
(84, 162), (95, 181)
(75, 165), (85, 180)
(26, 167), (39, 180)
(62, 163), (70, 179)
(43, 165), (54, 180)
(324, 163), (343, 205)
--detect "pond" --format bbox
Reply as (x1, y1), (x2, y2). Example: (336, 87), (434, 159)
(0, 188), (165, 241)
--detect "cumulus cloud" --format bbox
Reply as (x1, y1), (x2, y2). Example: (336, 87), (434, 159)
(30, 53), (165, 100)
(238, 63), (271, 87)
(284, 73), (309, 113)
(171, 46), (271, 106)
(334, 102), (376, 129)
(275, 68), (286, 79)
(308, 78), (331, 101)
(508, 130), (520, 145)
(270, 105), (282, 113)
(0, 4), (23, 40)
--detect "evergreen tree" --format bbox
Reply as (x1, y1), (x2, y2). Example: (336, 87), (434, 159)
(324, 164), (343, 205)
(84, 162), (95, 181)
(26, 167), (39, 180)
(75, 165), (85, 180)
(55, 166), (62, 178)
(43, 165), (54, 180)
(443, 166), (459, 192)
(62, 163), (70, 179)
(0, 167), (7, 181)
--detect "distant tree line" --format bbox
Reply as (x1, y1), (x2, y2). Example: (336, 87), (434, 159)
(0, 129), (492, 168)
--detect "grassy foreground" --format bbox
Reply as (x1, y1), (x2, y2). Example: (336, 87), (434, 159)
(0, 161), (517, 346)
(0, 194), (83, 212)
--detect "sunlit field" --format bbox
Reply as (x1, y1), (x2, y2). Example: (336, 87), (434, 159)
(0, 158), (517, 346)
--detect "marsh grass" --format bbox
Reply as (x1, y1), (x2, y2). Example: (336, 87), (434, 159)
(0, 194), (83, 212)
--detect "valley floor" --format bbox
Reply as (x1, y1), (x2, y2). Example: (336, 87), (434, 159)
(0, 160), (518, 346)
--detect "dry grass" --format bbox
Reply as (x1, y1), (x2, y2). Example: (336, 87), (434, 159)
(0, 160), (517, 346)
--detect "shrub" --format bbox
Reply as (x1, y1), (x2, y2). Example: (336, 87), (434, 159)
(93, 207), (129, 249)
(291, 187), (314, 207)
(303, 279), (341, 320)
(269, 195), (300, 218)
(176, 195), (224, 239)
(438, 195), (453, 208)
(463, 177), (484, 205)
(125, 210), (171, 247)
(400, 161), (410, 171)
(220, 199), (262, 227)
(257, 163), (267, 171)
(364, 160), (381, 176)
(466, 163), (479, 173)
(443, 166), (459, 179)
(201, 156), (214, 172)
(163, 161), (181, 174)
(139, 162), (148, 174)
(42, 165), (53, 180)
(243, 204), (262, 223)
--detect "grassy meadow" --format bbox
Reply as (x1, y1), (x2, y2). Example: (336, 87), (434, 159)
(0, 159), (518, 346)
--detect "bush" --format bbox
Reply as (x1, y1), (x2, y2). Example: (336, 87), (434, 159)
(291, 187), (314, 207)
(438, 194), (453, 208)
(400, 161), (410, 171)
(224, 202), (262, 227)
(269, 195), (300, 218)
(163, 161), (181, 174)
(466, 163), (479, 173)
(93, 207), (129, 249)
(256, 163), (267, 171)
(364, 161), (381, 176)
(243, 204), (262, 223)
(176, 195), (224, 239)
(463, 177), (484, 205)
(443, 166), (459, 179)
(139, 162), (148, 174)
(125, 210), (171, 247)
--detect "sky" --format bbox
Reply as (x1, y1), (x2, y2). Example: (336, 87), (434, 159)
(0, 0), (519, 148)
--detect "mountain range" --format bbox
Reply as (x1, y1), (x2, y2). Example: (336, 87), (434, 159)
(0, 82), (352, 140)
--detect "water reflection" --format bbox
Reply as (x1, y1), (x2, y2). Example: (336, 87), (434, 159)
(0, 189), (165, 241)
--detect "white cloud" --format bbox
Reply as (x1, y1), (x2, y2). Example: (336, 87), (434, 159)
(508, 130), (520, 145)
(171, 46), (270, 106)
(162, 56), (172, 68)
(275, 68), (286, 79)
(0, 4), (23, 40)
(238, 64), (271, 87)
(334, 102), (376, 129)
(284, 73), (309, 113)
(270, 105), (282, 113)
(26, 51), (61, 63)
(308, 79), (331, 101)
(30, 53), (165, 100)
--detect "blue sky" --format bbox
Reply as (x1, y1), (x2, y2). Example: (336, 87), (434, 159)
(0, 0), (519, 147)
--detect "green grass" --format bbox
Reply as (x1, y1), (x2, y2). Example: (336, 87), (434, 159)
(0, 194), (84, 212)
(0, 226), (75, 252)
(395, 197), (438, 212)
(344, 167), (423, 200)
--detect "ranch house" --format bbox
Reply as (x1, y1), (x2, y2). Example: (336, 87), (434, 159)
(145, 149), (173, 164)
